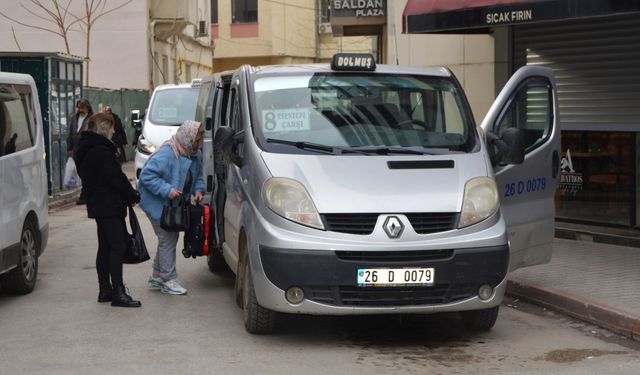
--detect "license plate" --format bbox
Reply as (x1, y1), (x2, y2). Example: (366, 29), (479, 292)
(357, 267), (435, 286)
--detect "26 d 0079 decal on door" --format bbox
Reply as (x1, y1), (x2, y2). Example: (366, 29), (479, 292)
(503, 177), (547, 197)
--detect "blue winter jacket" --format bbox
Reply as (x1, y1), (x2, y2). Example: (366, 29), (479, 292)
(138, 144), (205, 223)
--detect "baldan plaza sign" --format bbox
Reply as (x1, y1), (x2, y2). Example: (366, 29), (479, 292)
(332, 0), (385, 17)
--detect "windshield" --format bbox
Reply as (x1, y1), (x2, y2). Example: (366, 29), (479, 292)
(148, 87), (198, 126)
(252, 73), (475, 154)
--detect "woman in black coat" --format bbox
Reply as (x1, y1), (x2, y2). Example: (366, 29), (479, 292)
(76, 112), (141, 307)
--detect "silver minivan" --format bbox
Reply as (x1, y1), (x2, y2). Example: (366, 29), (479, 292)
(208, 54), (560, 334)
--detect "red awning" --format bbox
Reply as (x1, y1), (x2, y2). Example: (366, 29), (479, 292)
(403, 0), (529, 18)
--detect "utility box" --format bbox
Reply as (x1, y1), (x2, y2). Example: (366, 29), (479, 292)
(0, 52), (84, 195)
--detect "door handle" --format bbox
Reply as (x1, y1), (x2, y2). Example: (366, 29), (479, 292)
(552, 150), (559, 178)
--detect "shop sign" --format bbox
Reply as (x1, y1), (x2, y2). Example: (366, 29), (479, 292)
(332, 0), (385, 17)
(559, 149), (583, 195)
(486, 9), (533, 25)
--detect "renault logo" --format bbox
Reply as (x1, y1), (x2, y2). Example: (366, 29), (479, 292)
(383, 216), (404, 239)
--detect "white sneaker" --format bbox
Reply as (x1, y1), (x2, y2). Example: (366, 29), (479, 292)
(161, 279), (187, 295)
(148, 276), (163, 290)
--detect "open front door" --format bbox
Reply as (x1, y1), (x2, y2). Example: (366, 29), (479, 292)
(481, 66), (560, 271)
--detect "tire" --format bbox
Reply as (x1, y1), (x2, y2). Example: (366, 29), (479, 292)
(241, 250), (276, 334)
(462, 306), (500, 331)
(1, 219), (39, 294)
(207, 247), (229, 273)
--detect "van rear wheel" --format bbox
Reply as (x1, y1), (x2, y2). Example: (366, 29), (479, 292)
(241, 249), (276, 334)
(1, 220), (38, 294)
(462, 306), (500, 331)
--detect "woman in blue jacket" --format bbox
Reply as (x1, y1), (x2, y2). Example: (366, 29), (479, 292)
(138, 120), (205, 295)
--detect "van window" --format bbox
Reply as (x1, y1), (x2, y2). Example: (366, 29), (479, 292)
(496, 78), (552, 152)
(252, 73), (474, 154)
(148, 87), (198, 126)
(0, 84), (36, 157)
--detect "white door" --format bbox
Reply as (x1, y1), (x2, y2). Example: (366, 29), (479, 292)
(481, 66), (561, 271)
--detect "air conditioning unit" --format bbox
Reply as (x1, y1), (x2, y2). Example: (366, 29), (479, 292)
(318, 22), (332, 34)
(196, 20), (208, 37)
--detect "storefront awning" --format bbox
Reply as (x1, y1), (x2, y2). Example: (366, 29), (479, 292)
(403, 0), (640, 33)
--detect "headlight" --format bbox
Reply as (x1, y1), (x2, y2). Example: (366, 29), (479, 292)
(138, 136), (156, 155)
(459, 177), (499, 228)
(263, 177), (324, 230)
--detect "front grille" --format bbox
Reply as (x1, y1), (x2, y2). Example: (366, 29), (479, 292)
(322, 213), (459, 235)
(306, 283), (476, 307)
(335, 249), (454, 262)
(405, 213), (458, 234)
(322, 213), (378, 234)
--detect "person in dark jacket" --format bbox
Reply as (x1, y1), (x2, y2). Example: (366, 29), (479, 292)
(75, 112), (141, 308)
(68, 98), (94, 205)
(103, 106), (128, 164)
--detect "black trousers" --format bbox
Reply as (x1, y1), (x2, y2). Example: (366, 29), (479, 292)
(95, 217), (127, 287)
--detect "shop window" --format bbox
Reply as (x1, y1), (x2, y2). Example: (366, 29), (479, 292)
(233, 0), (257, 23)
(556, 131), (633, 226)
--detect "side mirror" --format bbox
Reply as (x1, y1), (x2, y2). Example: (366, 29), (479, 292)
(486, 128), (525, 166)
(501, 128), (525, 164)
(213, 126), (243, 167)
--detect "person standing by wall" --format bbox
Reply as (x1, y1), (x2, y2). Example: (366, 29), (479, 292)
(75, 112), (142, 307)
(68, 98), (94, 204)
(137, 120), (205, 295)
(103, 106), (128, 164)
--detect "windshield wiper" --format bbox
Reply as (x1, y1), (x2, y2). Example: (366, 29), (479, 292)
(266, 138), (336, 154)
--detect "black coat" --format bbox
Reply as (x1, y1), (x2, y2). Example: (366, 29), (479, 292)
(75, 131), (139, 218)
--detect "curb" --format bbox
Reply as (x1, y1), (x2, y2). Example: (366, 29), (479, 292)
(555, 227), (640, 248)
(507, 276), (640, 341)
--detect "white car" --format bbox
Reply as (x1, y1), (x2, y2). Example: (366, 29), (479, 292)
(0, 72), (48, 294)
(134, 80), (200, 178)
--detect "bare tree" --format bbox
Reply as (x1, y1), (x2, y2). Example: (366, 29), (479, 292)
(70, 0), (133, 86)
(0, 0), (83, 54)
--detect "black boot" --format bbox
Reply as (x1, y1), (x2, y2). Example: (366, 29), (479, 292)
(98, 282), (113, 303)
(111, 285), (141, 308)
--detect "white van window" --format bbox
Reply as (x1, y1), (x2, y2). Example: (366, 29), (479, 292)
(148, 87), (198, 126)
(253, 74), (474, 153)
(0, 84), (36, 157)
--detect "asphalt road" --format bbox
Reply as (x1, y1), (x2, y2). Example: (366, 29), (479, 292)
(1, 205), (639, 375)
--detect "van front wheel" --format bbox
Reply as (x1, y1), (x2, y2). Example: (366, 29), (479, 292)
(241, 252), (276, 334)
(1, 219), (38, 294)
(462, 306), (499, 331)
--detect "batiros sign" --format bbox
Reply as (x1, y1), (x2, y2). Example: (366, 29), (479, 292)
(332, 0), (386, 17)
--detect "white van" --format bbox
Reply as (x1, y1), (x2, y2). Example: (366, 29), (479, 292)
(0, 72), (48, 294)
(134, 80), (200, 177)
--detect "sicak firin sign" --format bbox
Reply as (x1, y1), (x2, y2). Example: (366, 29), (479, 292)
(332, 0), (386, 17)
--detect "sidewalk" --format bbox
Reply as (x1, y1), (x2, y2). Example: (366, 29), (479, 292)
(508, 236), (640, 341)
(47, 165), (640, 340)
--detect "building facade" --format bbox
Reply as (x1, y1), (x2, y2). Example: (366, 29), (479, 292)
(210, 0), (375, 72)
(0, 0), (213, 91)
(399, 0), (640, 228)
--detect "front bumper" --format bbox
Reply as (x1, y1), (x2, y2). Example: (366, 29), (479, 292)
(255, 244), (509, 315)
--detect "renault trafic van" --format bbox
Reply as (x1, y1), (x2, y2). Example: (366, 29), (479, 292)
(207, 54), (560, 334)
(0, 72), (48, 294)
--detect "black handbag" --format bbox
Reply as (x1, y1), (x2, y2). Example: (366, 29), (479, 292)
(160, 195), (189, 232)
(124, 206), (150, 264)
